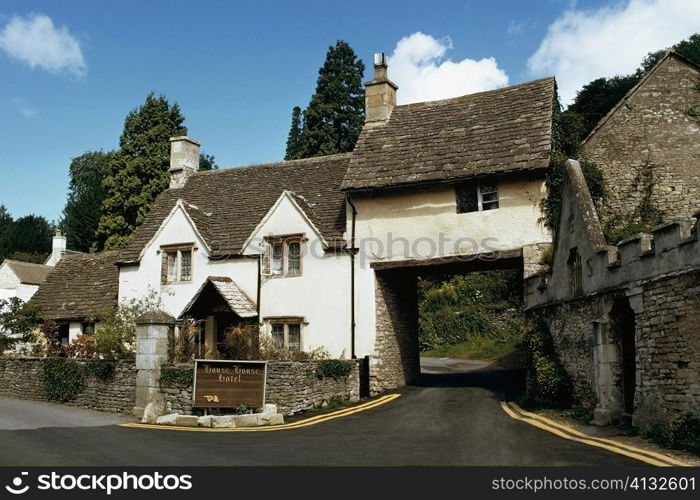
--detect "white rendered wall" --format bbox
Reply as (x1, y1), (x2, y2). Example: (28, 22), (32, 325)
(118, 205), (258, 319)
(244, 195), (353, 358)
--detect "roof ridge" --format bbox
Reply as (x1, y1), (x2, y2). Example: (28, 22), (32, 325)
(3, 259), (51, 268)
(395, 76), (555, 110)
(188, 151), (352, 178)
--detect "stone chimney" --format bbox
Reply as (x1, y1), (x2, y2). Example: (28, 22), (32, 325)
(364, 53), (398, 126)
(169, 135), (201, 189)
(46, 230), (67, 267)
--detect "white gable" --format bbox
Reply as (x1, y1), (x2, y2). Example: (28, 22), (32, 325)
(242, 191), (325, 255)
(140, 200), (210, 260)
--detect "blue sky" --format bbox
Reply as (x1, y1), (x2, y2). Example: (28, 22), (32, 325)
(1, 0), (697, 222)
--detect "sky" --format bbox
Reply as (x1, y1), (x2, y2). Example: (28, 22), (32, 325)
(1, 0), (698, 222)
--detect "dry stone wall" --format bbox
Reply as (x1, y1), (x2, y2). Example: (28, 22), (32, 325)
(0, 358), (136, 413)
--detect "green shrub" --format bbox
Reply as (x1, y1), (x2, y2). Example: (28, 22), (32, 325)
(645, 413), (700, 454)
(316, 359), (352, 380)
(522, 317), (572, 408)
(86, 361), (115, 381)
(159, 366), (193, 388)
(43, 358), (85, 402)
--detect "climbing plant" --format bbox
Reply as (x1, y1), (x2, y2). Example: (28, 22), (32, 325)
(43, 358), (86, 402)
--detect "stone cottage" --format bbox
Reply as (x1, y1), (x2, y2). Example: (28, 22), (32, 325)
(524, 52), (700, 430)
(581, 51), (700, 227)
(27, 251), (121, 345)
(29, 54), (556, 393)
(524, 160), (699, 431)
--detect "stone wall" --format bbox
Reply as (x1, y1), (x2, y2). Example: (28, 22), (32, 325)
(159, 359), (361, 416)
(0, 358), (136, 413)
(581, 54), (700, 227)
(371, 269), (420, 394)
(535, 300), (599, 410)
(634, 270), (700, 429)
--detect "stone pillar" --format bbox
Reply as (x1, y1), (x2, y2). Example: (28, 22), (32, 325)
(133, 311), (174, 419)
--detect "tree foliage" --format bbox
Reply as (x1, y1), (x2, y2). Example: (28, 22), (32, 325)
(284, 106), (304, 160)
(0, 297), (40, 350)
(0, 213), (53, 263)
(60, 150), (112, 252)
(199, 152), (218, 171)
(94, 93), (186, 251)
(286, 41), (365, 160)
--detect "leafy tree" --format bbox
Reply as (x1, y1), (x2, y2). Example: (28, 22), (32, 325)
(568, 74), (639, 140)
(0, 214), (53, 262)
(292, 41), (365, 159)
(0, 205), (11, 232)
(60, 150), (112, 252)
(0, 297), (40, 350)
(94, 93), (186, 251)
(284, 106), (304, 160)
(199, 152), (218, 171)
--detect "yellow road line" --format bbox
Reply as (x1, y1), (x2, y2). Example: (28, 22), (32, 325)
(120, 394), (401, 433)
(499, 402), (675, 467)
(509, 402), (692, 467)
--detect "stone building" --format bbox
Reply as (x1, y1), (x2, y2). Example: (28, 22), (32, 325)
(525, 160), (699, 430)
(581, 51), (700, 227)
(30, 54), (556, 394)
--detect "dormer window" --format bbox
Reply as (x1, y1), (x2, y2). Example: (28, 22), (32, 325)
(262, 236), (303, 277)
(456, 180), (499, 213)
(161, 245), (193, 284)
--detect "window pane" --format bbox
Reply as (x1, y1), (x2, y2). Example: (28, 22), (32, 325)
(180, 250), (192, 281)
(287, 241), (301, 275)
(456, 183), (478, 213)
(167, 252), (177, 281)
(272, 244), (283, 275)
(271, 324), (284, 349)
(287, 324), (301, 352)
(480, 182), (499, 211)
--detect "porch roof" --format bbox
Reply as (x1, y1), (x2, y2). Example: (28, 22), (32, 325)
(178, 276), (257, 320)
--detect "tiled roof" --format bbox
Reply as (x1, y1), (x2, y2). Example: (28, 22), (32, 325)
(341, 77), (555, 191)
(119, 153), (350, 263)
(27, 251), (121, 320)
(178, 276), (257, 319)
(2, 260), (52, 285)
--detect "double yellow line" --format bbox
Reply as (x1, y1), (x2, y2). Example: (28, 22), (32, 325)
(120, 393), (401, 433)
(500, 401), (692, 467)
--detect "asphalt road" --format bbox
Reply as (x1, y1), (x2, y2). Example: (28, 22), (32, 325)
(0, 358), (642, 466)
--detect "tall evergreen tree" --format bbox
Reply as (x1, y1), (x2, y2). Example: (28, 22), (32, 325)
(296, 41), (365, 158)
(284, 106), (304, 160)
(60, 150), (112, 252)
(94, 93), (185, 251)
(0, 215), (53, 262)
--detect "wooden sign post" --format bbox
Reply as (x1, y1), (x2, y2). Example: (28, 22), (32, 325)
(193, 359), (267, 409)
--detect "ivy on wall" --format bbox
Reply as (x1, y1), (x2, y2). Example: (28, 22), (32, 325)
(43, 359), (86, 402)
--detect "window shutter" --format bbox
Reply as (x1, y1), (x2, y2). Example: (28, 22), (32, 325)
(161, 251), (168, 285)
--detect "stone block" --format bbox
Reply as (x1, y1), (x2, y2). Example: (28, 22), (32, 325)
(269, 414), (284, 426)
(156, 413), (178, 425)
(262, 403), (277, 414)
(235, 414), (261, 427)
(197, 415), (213, 428)
(175, 415), (199, 427)
(211, 415), (237, 428)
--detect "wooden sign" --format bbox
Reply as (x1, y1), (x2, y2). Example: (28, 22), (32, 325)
(193, 359), (267, 409)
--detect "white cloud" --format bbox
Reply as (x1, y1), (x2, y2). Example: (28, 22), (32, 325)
(0, 13), (86, 77)
(388, 32), (509, 105)
(507, 20), (526, 36)
(528, 0), (700, 105)
(7, 97), (38, 118)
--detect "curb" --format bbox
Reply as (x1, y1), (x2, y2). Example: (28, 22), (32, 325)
(119, 393), (401, 432)
(500, 401), (693, 467)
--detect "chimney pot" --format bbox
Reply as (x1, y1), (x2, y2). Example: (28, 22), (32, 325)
(169, 136), (201, 189)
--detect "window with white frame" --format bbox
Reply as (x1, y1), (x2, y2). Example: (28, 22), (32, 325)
(161, 246), (193, 284)
(269, 321), (302, 352)
(456, 180), (499, 213)
(262, 237), (303, 277)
